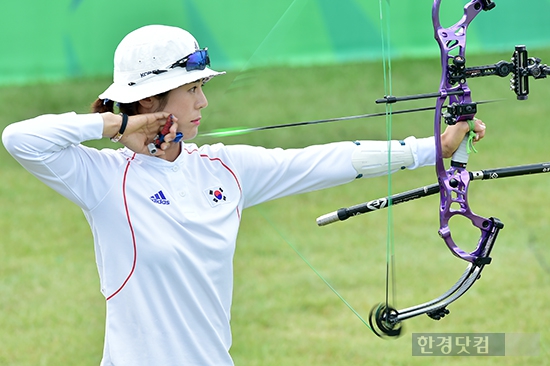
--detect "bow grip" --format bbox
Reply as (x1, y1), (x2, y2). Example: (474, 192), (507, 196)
(451, 135), (470, 168)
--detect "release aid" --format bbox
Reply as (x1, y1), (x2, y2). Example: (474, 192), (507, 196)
(148, 114), (183, 154)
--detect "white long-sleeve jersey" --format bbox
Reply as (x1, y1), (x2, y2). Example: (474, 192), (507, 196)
(2, 112), (435, 365)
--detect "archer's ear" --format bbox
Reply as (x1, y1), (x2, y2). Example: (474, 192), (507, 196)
(138, 97), (159, 113)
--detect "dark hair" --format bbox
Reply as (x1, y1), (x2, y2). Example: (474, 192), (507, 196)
(91, 90), (171, 115)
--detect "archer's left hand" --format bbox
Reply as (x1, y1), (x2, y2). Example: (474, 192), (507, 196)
(440, 118), (486, 158)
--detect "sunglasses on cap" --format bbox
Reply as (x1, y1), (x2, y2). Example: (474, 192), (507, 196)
(169, 48), (210, 71)
(128, 48), (211, 86)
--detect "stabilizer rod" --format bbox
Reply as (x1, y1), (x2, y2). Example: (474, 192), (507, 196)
(317, 162), (550, 226)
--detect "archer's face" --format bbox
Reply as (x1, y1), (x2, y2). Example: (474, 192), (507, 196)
(162, 81), (208, 140)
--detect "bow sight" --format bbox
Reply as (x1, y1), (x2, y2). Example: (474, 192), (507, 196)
(377, 45), (550, 124)
(449, 45), (550, 100)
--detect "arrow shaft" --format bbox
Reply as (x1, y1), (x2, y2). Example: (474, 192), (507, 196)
(200, 100), (497, 138)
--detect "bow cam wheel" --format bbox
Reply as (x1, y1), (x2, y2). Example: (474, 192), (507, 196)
(369, 303), (402, 338)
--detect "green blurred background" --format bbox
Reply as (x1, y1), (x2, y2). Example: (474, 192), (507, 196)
(2, 0), (550, 85)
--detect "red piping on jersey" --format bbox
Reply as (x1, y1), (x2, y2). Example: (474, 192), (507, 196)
(184, 147), (243, 219)
(107, 153), (138, 301)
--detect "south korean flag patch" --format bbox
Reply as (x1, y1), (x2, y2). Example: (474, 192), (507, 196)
(204, 186), (229, 207)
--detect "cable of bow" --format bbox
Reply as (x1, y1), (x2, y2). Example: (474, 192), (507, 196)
(377, 0), (400, 338)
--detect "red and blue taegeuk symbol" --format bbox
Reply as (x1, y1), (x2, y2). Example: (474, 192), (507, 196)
(209, 187), (226, 203)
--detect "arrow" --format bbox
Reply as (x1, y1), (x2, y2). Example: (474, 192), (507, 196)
(199, 100), (498, 138)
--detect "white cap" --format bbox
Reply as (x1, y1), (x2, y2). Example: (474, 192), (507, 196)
(99, 25), (225, 103)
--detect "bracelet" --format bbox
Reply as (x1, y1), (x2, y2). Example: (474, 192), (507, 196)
(110, 113), (128, 143)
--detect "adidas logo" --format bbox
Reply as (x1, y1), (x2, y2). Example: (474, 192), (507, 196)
(150, 190), (170, 205)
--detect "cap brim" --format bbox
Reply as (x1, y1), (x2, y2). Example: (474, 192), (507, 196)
(99, 67), (225, 103)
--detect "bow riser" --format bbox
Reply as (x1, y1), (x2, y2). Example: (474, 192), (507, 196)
(433, 0), (499, 264)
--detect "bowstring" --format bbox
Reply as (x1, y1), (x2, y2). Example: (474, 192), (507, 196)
(379, 0), (397, 313)
(256, 209), (372, 329)
(235, 0), (373, 330)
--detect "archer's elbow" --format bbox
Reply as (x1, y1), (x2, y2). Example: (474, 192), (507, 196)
(2, 123), (20, 157)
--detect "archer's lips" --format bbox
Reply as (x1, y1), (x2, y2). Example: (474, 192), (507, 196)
(191, 118), (201, 126)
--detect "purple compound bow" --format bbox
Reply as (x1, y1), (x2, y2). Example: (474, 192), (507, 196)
(317, 0), (550, 337)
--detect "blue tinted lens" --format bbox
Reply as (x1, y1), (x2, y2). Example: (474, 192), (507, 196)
(185, 49), (210, 71)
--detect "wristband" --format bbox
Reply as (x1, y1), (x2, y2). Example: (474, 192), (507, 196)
(110, 113), (128, 142)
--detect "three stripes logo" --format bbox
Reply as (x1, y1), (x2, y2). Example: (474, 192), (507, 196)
(150, 190), (170, 205)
